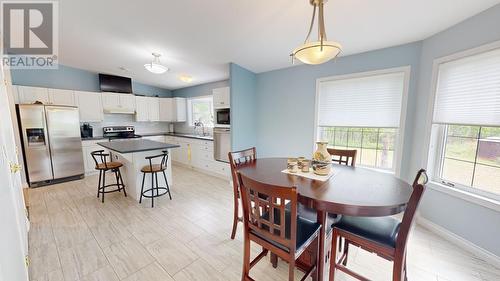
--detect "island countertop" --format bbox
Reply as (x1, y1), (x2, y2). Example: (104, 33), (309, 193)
(97, 139), (180, 154)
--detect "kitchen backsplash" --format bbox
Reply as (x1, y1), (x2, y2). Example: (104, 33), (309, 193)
(173, 122), (213, 136)
(85, 114), (171, 136)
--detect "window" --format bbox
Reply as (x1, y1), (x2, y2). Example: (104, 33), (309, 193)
(316, 68), (408, 171)
(429, 45), (500, 198)
(187, 96), (214, 127)
(318, 127), (397, 169)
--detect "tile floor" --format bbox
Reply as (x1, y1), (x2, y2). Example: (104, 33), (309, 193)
(28, 165), (500, 281)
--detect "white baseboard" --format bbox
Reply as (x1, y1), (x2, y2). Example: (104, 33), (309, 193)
(417, 216), (500, 268)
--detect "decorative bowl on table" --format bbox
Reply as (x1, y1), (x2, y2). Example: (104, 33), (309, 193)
(312, 160), (331, 176)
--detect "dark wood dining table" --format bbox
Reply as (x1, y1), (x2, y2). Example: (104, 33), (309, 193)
(237, 158), (412, 281)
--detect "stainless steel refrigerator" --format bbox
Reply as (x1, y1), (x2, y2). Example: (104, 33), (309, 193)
(17, 104), (84, 187)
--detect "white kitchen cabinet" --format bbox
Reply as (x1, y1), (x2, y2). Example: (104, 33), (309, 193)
(75, 91), (104, 122)
(17, 86), (49, 104)
(213, 87), (230, 109)
(148, 97), (160, 121)
(168, 136), (229, 179)
(173, 97), (187, 122)
(48, 88), (76, 106)
(159, 98), (173, 122)
(101, 92), (136, 113)
(120, 94), (136, 111)
(135, 96), (160, 122)
(135, 96), (149, 121)
(81, 140), (109, 175)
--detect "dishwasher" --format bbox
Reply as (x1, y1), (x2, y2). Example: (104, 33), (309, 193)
(213, 127), (231, 163)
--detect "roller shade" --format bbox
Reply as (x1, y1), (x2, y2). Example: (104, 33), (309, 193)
(433, 47), (500, 126)
(317, 72), (405, 127)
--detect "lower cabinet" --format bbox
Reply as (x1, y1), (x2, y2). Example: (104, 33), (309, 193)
(81, 140), (109, 175)
(166, 136), (230, 178)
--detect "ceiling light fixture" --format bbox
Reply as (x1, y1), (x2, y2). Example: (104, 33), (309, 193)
(290, 0), (342, 65)
(178, 74), (193, 83)
(144, 53), (169, 74)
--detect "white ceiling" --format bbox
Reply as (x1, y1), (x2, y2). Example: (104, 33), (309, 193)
(59, 0), (500, 90)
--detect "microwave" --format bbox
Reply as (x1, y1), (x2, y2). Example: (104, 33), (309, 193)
(215, 108), (230, 125)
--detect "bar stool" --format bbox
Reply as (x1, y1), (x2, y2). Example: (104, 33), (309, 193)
(139, 150), (172, 208)
(91, 150), (127, 203)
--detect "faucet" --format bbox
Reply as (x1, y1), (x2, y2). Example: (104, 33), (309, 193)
(193, 120), (206, 136)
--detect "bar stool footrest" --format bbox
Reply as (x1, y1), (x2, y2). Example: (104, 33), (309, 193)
(98, 183), (125, 194)
(141, 187), (170, 198)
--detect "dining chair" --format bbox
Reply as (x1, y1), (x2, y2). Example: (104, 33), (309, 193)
(328, 169), (428, 281)
(238, 172), (321, 281)
(327, 148), (357, 167)
(228, 147), (257, 239)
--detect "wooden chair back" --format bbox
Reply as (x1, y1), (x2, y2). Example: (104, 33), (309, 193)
(327, 148), (357, 167)
(228, 147), (257, 188)
(90, 150), (110, 169)
(238, 172), (298, 253)
(412, 168), (428, 187)
(395, 169), (427, 252)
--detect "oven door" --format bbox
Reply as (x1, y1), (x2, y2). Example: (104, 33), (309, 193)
(216, 109), (230, 125)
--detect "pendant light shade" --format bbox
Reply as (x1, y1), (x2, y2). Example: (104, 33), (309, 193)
(144, 53), (169, 74)
(291, 0), (342, 65)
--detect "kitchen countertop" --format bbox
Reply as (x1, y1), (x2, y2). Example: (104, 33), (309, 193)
(97, 139), (180, 154)
(82, 132), (213, 141)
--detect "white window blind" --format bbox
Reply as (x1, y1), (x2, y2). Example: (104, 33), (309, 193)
(433, 47), (500, 126)
(317, 72), (405, 127)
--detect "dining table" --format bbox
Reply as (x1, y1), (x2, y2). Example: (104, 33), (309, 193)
(237, 157), (412, 281)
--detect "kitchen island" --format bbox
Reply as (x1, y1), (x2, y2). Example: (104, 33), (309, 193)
(98, 139), (180, 202)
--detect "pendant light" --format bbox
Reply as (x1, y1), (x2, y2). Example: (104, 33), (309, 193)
(144, 53), (169, 74)
(291, 0), (342, 65)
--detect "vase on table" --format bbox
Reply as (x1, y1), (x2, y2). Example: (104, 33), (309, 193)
(312, 141), (332, 175)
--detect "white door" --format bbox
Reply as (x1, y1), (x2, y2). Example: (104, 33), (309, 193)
(0, 69), (29, 281)
(17, 86), (49, 104)
(75, 91), (104, 122)
(159, 98), (173, 121)
(135, 96), (149, 121)
(119, 94), (136, 112)
(148, 97), (160, 122)
(48, 88), (75, 106)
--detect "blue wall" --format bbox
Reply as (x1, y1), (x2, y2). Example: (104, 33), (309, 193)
(172, 80), (228, 98)
(230, 63), (257, 151)
(10, 64), (172, 97)
(255, 42), (422, 182)
(411, 4), (500, 256)
(253, 4), (500, 257)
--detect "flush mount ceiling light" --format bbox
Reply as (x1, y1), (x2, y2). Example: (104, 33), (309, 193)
(291, 0), (342, 65)
(178, 74), (193, 83)
(144, 53), (169, 74)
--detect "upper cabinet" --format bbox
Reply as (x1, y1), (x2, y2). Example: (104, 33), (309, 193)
(48, 88), (76, 106)
(159, 98), (173, 122)
(16, 86), (77, 106)
(75, 91), (103, 122)
(101, 92), (136, 114)
(17, 86), (49, 104)
(213, 87), (230, 109)
(135, 96), (160, 122)
(172, 97), (187, 122)
(157, 97), (186, 122)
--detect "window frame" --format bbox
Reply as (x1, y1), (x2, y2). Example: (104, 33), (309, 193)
(314, 66), (411, 177)
(187, 95), (214, 127)
(424, 40), (500, 203)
